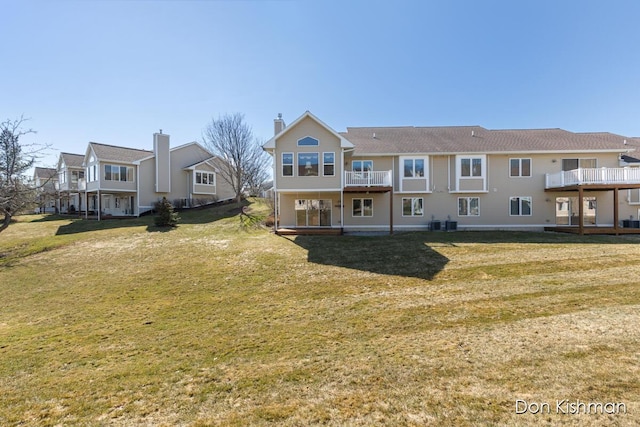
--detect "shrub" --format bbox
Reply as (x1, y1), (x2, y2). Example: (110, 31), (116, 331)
(154, 197), (180, 227)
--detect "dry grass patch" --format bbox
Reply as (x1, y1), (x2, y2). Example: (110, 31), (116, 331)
(1, 205), (639, 425)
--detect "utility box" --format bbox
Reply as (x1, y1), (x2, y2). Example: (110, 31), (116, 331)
(445, 220), (458, 231)
(429, 220), (441, 231)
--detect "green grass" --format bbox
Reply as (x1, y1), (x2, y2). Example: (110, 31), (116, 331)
(1, 199), (639, 426)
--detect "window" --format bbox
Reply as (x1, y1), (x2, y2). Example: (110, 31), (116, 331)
(402, 198), (423, 216)
(403, 158), (425, 178)
(71, 170), (84, 184)
(510, 196), (532, 216)
(59, 171), (66, 184)
(460, 157), (483, 177)
(298, 153), (319, 176)
(297, 136), (319, 146)
(282, 152), (293, 177)
(352, 160), (373, 173)
(196, 171), (215, 186)
(323, 152), (335, 176)
(295, 199), (332, 226)
(510, 158), (531, 177)
(104, 165), (134, 182)
(352, 198), (373, 217)
(562, 158), (597, 171)
(87, 165), (97, 182)
(458, 197), (480, 216)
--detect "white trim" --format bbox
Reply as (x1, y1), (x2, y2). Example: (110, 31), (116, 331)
(282, 152), (294, 177)
(297, 135), (320, 146)
(449, 190), (489, 194)
(351, 198), (373, 217)
(297, 152), (320, 177)
(345, 149), (630, 157)
(509, 196), (533, 216)
(395, 190), (433, 194)
(276, 188), (343, 193)
(322, 151), (335, 177)
(401, 197), (424, 217)
(457, 196), (480, 217)
(89, 188), (137, 193)
(509, 157), (532, 178)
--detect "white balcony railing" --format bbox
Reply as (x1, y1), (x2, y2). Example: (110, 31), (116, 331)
(345, 170), (392, 187)
(545, 167), (640, 188)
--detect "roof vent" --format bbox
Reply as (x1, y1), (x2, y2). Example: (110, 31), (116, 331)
(624, 139), (627, 145)
(471, 130), (475, 137)
(373, 132), (376, 139)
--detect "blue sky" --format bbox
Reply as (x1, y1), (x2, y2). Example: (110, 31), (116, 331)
(3, 0), (640, 168)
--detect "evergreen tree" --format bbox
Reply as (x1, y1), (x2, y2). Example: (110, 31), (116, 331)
(154, 197), (179, 227)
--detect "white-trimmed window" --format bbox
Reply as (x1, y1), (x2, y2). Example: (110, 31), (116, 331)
(195, 171), (215, 186)
(298, 153), (319, 176)
(562, 158), (597, 171)
(628, 189), (640, 205)
(403, 158), (426, 178)
(460, 157), (484, 177)
(71, 170), (84, 183)
(352, 160), (373, 173)
(297, 136), (319, 146)
(458, 197), (480, 216)
(352, 198), (373, 217)
(510, 158), (531, 177)
(323, 152), (335, 176)
(87, 164), (98, 182)
(282, 152), (293, 177)
(58, 171), (66, 184)
(104, 165), (134, 182)
(402, 197), (423, 216)
(510, 196), (532, 216)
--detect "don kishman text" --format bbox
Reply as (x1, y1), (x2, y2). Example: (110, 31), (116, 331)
(516, 399), (627, 415)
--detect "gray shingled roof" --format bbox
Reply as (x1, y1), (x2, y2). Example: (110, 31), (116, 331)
(89, 142), (153, 163)
(60, 152), (85, 168)
(34, 167), (57, 179)
(341, 126), (632, 156)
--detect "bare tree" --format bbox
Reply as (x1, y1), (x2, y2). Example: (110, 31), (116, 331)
(0, 116), (48, 233)
(202, 113), (269, 204)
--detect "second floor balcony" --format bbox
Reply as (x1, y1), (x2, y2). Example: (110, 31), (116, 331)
(546, 167), (640, 189)
(344, 170), (392, 192)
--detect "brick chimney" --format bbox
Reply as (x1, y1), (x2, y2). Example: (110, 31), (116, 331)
(274, 113), (285, 135)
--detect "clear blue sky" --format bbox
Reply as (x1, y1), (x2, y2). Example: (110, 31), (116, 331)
(3, 0), (640, 168)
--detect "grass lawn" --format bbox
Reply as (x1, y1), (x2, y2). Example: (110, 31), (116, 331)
(1, 198), (639, 426)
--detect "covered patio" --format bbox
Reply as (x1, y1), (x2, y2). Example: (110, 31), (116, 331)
(545, 182), (640, 235)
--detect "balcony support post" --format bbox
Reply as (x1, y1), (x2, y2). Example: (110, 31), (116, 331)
(614, 187), (620, 235)
(578, 186), (584, 235)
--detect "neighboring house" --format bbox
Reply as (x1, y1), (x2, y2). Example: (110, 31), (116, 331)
(56, 152), (86, 214)
(33, 167), (58, 213)
(263, 111), (640, 234)
(52, 131), (234, 220)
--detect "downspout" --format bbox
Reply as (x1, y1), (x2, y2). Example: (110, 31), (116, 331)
(448, 155), (451, 192)
(390, 157), (394, 235)
(340, 147), (345, 232)
(136, 163), (140, 216)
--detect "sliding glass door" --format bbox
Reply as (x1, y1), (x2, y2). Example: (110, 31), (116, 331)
(295, 199), (332, 227)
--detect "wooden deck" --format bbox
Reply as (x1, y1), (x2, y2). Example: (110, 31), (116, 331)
(275, 228), (343, 236)
(546, 226), (640, 235)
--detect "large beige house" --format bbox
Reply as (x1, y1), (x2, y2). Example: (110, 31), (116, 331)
(53, 132), (235, 219)
(263, 111), (640, 234)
